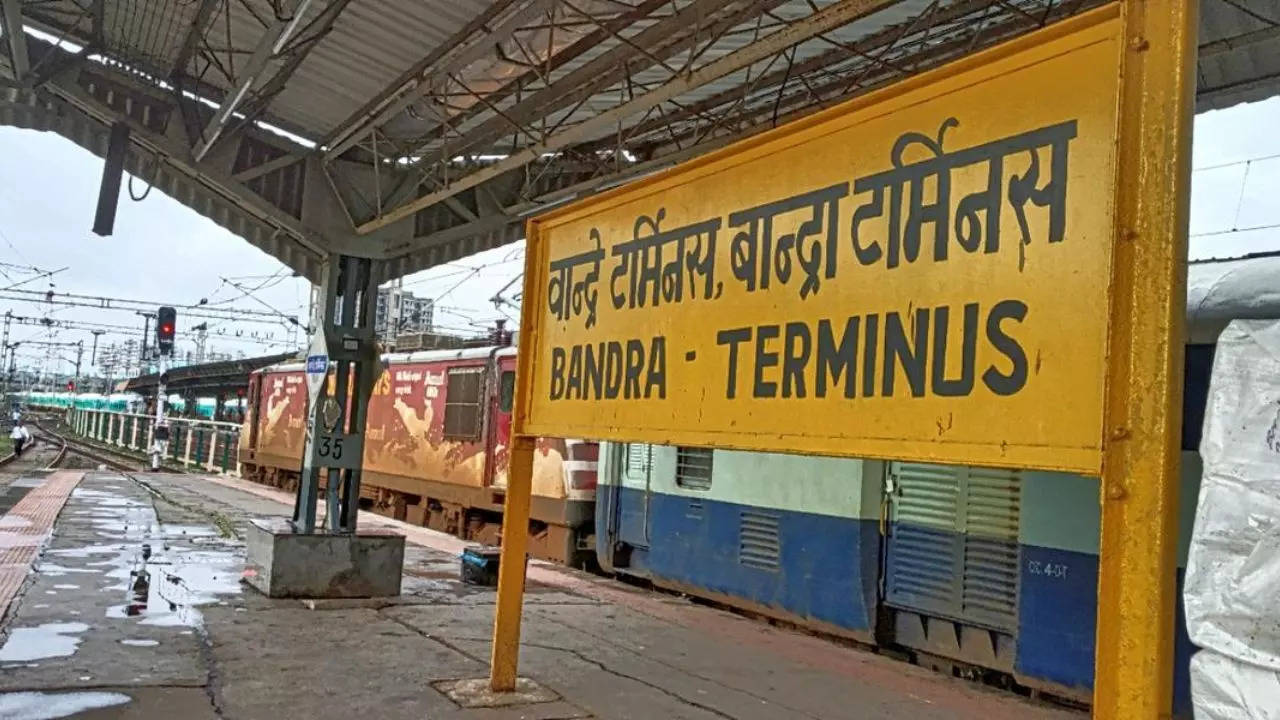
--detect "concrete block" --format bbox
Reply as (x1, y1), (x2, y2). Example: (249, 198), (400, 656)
(243, 517), (405, 598)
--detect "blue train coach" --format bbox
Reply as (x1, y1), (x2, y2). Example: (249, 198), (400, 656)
(595, 255), (1277, 716)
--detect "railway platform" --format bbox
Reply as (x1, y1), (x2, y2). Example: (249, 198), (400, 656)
(0, 468), (1081, 720)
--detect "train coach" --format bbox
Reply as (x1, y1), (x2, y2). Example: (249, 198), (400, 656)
(594, 401), (1203, 713)
(238, 345), (599, 564)
(593, 254), (1280, 716)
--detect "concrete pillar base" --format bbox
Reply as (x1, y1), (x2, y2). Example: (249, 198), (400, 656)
(432, 678), (559, 708)
(243, 517), (405, 598)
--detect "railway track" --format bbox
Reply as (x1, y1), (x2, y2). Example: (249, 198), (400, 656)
(0, 435), (67, 472)
(0, 415), (147, 473)
(34, 423), (145, 472)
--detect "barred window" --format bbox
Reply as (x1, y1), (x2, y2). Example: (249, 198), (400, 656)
(625, 443), (652, 478)
(675, 447), (713, 490)
(443, 367), (485, 440)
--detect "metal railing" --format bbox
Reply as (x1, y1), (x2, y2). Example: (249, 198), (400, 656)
(66, 408), (243, 476)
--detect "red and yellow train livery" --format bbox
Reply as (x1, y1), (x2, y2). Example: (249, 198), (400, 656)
(238, 345), (598, 564)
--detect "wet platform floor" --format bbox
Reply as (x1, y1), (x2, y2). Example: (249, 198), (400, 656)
(0, 471), (1082, 720)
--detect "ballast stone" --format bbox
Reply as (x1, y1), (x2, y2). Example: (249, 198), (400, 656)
(243, 517), (405, 598)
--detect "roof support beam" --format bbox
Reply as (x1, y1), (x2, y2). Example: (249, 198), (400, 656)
(582, 0), (1007, 152)
(634, 0), (1071, 158)
(355, 0), (899, 235)
(169, 0), (223, 79)
(322, 0), (551, 161)
(1199, 21), (1280, 58)
(228, 0), (355, 132)
(232, 151), (306, 182)
(1, 0), (29, 80)
(401, 0), (671, 161)
(92, 0), (105, 48)
(192, 0), (316, 162)
(411, 0), (787, 168)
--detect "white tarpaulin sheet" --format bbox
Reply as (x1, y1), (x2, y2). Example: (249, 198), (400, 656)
(1185, 319), (1280, 719)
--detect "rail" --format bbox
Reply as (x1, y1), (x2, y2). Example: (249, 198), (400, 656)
(60, 408), (242, 476)
(33, 420), (143, 473)
(44, 434), (68, 469)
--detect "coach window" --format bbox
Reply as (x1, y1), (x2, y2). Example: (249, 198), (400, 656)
(498, 371), (516, 413)
(675, 447), (714, 491)
(1182, 344), (1216, 451)
(444, 367), (485, 440)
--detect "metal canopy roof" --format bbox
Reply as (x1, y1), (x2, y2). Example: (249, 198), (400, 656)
(1, 0), (1277, 282)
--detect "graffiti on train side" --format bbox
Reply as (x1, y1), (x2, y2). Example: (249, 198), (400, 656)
(258, 372), (306, 457)
(251, 362), (568, 498)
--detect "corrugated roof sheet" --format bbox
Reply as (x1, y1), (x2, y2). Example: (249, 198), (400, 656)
(23, 0), (1280, 152)
(1197, 0), (1280, 112)
(270, 0), (494, 134)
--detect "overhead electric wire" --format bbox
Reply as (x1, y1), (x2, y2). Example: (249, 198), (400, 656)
(1190, 221), (1280, 239)
(1193, 150), (1280, 173)
(206, 268), (292, 307)
(0, 289), (287, 326)
(0, 266), (67, 292)
(217, 276), (311, 333)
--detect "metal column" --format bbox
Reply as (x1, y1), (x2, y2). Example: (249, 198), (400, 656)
(293, 254), (381, 535)
(1095, 1), (1197, 718)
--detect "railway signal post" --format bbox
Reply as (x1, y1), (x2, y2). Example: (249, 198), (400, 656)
(242, 253), (405, 599)
(150, 306), (176, 472)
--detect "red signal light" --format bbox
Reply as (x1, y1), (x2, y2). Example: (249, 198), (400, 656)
(156, 306), (177, 356)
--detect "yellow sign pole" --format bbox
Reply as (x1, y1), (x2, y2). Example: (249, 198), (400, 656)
(489, 433), (534, 691)
(490, 220), (546, 692)
(1095, 0), (1197, 718)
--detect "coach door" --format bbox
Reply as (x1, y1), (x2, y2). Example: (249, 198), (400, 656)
(244, 374), (262, 453)
(485, 357), (517, 489)
(883, 462), (1022, 634)
(613, 442), (654, 550)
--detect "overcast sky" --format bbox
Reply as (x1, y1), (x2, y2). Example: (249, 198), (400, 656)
(1, 95), (1277, 379)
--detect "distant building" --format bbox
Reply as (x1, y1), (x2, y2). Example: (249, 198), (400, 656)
(374, 286), (434, 344)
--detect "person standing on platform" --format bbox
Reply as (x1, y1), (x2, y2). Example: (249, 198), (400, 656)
(10, 421), (30, 457)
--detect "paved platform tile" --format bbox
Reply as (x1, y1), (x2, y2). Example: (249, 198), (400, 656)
(0, 471), (83, 619)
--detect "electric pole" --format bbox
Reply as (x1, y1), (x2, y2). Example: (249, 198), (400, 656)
(137, 311), (154, 374)
(1, 311), (9, 409)
(193, 322), (209, 363)
(89, 329), (105, 366)
(74, 340), (83, 393)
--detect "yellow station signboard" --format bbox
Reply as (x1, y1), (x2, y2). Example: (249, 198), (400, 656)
(519, 11), (1123, 475)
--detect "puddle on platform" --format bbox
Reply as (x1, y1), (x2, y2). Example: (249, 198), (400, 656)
(0, 623), (90, 662)
(119, 638), (159, 647)
(71, 488), (149, 508)
(57, 485), (243, 629)
(0, 690), (130, 719)
(161, 525), (221, 538)
(35, 563), (103, 576)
